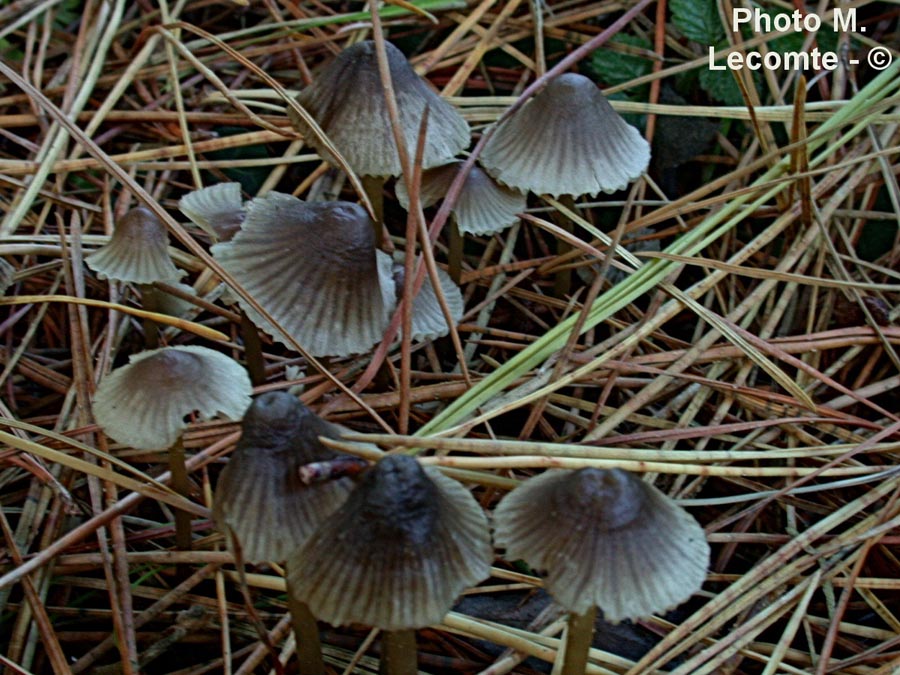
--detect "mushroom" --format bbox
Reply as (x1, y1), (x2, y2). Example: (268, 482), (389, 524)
(211, 192), (396, 358)
(212, 191), (464, 358)
(288, 454), (492, 675)
(178, 182), (245, 243)
(86, 206), (186, 348)
(479, 73), (650, 198)
(287, 40), (470, 240)
(390, 259), (464, 343)
(94, 346), (252, 551)
(396, 161), (526, 281)
(213, 391), (356, 675)
(493, 468), (709, 675)
(479, 72), (651, 295)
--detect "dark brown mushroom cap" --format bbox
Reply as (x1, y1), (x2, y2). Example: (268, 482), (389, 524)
(480, 73), (651, 198)
(179, 183), (246, 242)
(493, 468), (709, 621)
(211, 193), (396, 357)
(395, 161), (526, 235)
(288, 454), (492, 630)
(86, 207), (184, 284)
(213, 392), (353, 563)
(288, 40), (470, 177)
(93, 346), (252, 450)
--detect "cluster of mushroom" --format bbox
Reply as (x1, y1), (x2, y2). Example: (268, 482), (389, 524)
(213, 394), (709, 675)
(284, 39), (651, 275)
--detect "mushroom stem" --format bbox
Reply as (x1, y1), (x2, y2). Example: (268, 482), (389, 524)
(362, 175), (385, 247)
(379, 629), (417, 675)
(140, 284), (161, 349)
(239, 310), (266, 386)
(552, 195), (577, 298)
(447, 220), (463, 284)
(560, 606), (597, 675)
(168, 437), (193, 553)
(286, 579), (326, 675)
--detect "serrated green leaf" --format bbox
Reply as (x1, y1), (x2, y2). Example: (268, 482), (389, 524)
(698, 62), (746, 105)
(589, 35), (654, 88)
(671, 0), (724, 44)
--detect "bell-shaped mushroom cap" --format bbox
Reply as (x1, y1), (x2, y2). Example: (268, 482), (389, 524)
(479, 73), (651, 198)
(86, 207), (185, 284)
(391, 262), (464, 342)
(288, 40), (470, 177)
(494, 468), (709, 621)
(93, 346), (253, 450)
(178, 183), (245, 242)
(212, 192), (396, 357)
(0, 258), (14, 295)
(396, 161), (526, 236)
(213, 392), (353, 563)
(288, 455), (492, 630)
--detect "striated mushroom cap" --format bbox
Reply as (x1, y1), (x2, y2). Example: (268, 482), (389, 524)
(93, 346), (252, 450)
(288, 454), (492, 630)
(86, 207), (184, 284)
(494, 468), (709, 621)
(396, 161), (526, 236)
(179, 183), (246, 242)
(211, 192), (396, 357)
(391, 262), (464, 342)
(480, 73), (651, 198)
(288, 40), (470, 177)
(213, 392), (354, 563)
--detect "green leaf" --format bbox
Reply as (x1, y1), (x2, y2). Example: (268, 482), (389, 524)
(671, 0), (724, 44)
(698, 57), (746, 105)
(589, 35), (654, 88)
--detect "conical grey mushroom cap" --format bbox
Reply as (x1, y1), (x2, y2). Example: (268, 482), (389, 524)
(396, 161), (526, 235)
(179, 183), (245, 242)
(494, 468), (709, 621)
(391, 261), (464, 342)
(288, 40), (470, 177)
(289, 455), (492, 630)
(93, 346), (252, 450)
(480, 73), (651, 198)
(86, 207), (185, 284)
(213, 392), (353, 563)
(0, 258), (14, 295)
(211, 192), (396, 357)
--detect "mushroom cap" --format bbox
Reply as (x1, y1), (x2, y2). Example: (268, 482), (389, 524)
(493, 468), (709, 621)
(93, 346), (253, 450)
(479, 73), (651, 198)
(213, 391), (353, 563)
(179, 183), (245, 242)
(86, 207), (185, 284)
(396, 161), (526, 236)
(288, 454), (492, 630)
(391, 261), (464, 342)
(288, 40), (470, 177)
(211, 192), (396, 357)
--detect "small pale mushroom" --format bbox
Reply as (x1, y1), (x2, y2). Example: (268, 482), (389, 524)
(94, 346), (252, 552)
(86, 206), (184, 284)
(288, 454), (492, 675)
(396, 160), (525, 237)
(493, 468), (709, 675)
(479, 73), (651, 198)
(390, 260), (464, 343)
(178, 182), (246, 242)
